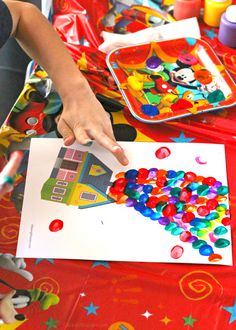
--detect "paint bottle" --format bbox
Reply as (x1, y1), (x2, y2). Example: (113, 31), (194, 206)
(218, 5), (236, 48)
(203, 0), (232, 27)
(173, 0), (201, 20)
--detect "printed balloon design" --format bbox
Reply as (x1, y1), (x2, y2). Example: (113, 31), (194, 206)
(108, 168), (230, 262)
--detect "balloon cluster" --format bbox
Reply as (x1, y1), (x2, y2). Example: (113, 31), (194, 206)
(109, 167), (230, 261)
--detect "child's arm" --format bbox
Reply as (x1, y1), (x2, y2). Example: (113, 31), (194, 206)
(3, 1), (128, 166)
(0, 151), (23, 199)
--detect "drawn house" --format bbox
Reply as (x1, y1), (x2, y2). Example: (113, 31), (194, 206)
(41, 147), (114, 208)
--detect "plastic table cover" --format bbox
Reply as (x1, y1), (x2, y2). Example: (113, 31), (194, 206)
(1, 0), (236, 329)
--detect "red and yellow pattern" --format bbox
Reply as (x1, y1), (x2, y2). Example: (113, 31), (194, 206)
(1, 0), (236, 329)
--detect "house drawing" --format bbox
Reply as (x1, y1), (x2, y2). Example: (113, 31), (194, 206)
(41, 147), (114, 208)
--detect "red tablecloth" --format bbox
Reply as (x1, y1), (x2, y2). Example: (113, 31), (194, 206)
(1, 1), (236, 329)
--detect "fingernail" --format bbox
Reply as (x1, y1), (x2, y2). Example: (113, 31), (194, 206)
(112, 145), (122, 152)
(63, 136), (74, 146)
(63, 137), (70, 144)
(11, 151), (24, 159)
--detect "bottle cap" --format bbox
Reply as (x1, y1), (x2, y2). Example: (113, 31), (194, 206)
(225, 5), (236, 23)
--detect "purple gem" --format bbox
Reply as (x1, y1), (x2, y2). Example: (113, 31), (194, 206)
(174, 211), (184, 219)
(148, 168), (157, 179)
(214, 181), (222, 188)
(146, 56), (162, 69)
(188, 236), (198, 243)
(126, 198), (137, 207)
(169, 196), (179, 204)
(190, 195), (198, 203)
(158, 217), (170, 225)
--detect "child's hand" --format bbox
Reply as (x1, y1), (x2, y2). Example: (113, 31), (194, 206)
(0, 151), (23, 199)
(3, 1), (129, 168)
(56, 86), (129, 166)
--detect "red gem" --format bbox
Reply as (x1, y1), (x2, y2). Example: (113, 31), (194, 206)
(184, 172), (197, 182)
(171, 245), (184, 259)
(197, 205), (210, 216)
(155, 147), (171, 159)
(146, 196), (159, 208)
(109, 186), (118, 195)
(206, 199), (218, 210)
(202, 177), (217, 186)
(182, 212), (195, 223)
(49, 219), (64, 232)
(156, 177), (166, 187)
(171, 99), (193, 111)
(163, 204), (177, 217)
(179, 230), (192, 242)
(138, 168), (149, 179)
(221, 217), (230, 226)
(115, 178), (127, 186)
(180, 188), (192, 203)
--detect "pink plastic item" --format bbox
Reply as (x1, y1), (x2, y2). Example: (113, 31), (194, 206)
(173, 0), (201, 20)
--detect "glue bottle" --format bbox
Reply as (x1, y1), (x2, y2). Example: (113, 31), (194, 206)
(203, 0), (232, 27)
(173, 0), (201, 20)
(218, 5), (236, 48)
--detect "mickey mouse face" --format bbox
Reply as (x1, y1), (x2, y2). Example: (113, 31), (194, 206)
(171, 68), (195, 85)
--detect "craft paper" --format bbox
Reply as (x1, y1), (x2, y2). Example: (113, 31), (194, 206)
(16, 139), (232, 265)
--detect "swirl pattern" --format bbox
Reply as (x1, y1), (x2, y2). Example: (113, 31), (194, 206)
(33, 277), (60, 295)
(179, 270), (223, 301)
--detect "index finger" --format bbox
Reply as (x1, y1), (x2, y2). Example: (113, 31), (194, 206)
(91, 131), (129, 166)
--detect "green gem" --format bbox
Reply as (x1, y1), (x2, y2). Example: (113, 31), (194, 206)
(190, 227), (198, 235)
(207, 90), (225, 104)
(125, 189), (140, 200)
(171, 227), (184, 236)
(197, 184), (209, 196)
(197, 229), (208, 237)
(166, 179), (176, 187)
(175, 201), (185, 212)
(205, 221), (212, 228)
(217, 186), (228, 195)
(144, 92), (162, 104)
(206, 212), (219, 220)
(156, 202), (167, 212)
(165, 222), (177, 231)
(214, 238), (230, 248)
(214, 226), (228, 235)
(192, 239), (207, 249)
(170, 187), (181, 197)
(216, 206), (226, 213)
(176, 171), (185, 179)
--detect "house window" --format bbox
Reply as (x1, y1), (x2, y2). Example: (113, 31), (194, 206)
(80, 192), (97, 201)
(51, 195), (63, 201)
(89, 164), (106, 176)
(53, 187), (66, 195)
(73, 150), (84, 161)
(61, 159), (78, 171)
(56, 181), (68, 187)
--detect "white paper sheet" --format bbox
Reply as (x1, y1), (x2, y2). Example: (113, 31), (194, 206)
(16, 139), (232, 265)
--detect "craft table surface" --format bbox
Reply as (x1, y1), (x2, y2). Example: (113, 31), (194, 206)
(1, 1), (236, 329)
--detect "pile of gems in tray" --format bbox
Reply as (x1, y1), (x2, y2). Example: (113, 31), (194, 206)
(108, 168), (230, 261)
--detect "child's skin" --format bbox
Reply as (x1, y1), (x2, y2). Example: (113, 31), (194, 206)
(5, 0), (128, 165)
(0, 1), (129, 198)
(0, 151), (23, 199)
